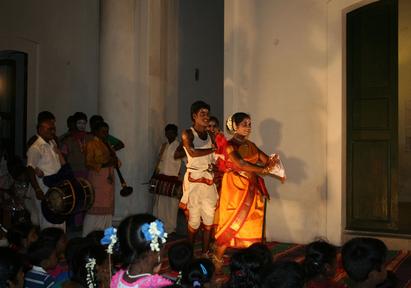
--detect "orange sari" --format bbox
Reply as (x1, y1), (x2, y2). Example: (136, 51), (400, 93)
(214, 139), (267, 248)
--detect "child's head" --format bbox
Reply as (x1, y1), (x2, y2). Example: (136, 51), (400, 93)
(247, 242), (273, 269)
(6, 223), (39, 252)
(27, 239), (58, 270)
(226, 248), (264, 288)
(0, 247), (24, 288)
(168, 241), (193, 273)
(304, 240), (338, 280)
(117, 213), (167, 272)
(69, 243), (108, 288)
(342, 237), (387, 286)
(86, 230), (105, 245)
(260, 261), (305, 288)
(38, 227), (67, 259)
(183, 258), (214, 288)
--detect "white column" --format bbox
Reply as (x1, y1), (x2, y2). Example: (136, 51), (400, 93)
(99, 0), (179, 220)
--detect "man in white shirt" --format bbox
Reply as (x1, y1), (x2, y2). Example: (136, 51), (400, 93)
(27, 118), (65, 229)
(152, 124), (185, 233)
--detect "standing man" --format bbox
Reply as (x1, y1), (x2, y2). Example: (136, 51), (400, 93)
(180, 101), (217, 256)
(82, 121), (117, 236)
(152, 124), (185, 233)
(27, 117), (65, 229)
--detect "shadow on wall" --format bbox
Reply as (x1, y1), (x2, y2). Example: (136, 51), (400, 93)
(259, 118), (308, 187)
(225, 0), (340, 242)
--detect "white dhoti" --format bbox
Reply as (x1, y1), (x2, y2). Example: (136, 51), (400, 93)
(181, 171), (217, 230)
(153, 194), (179, 233)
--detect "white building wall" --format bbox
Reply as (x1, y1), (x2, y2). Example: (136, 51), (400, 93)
(225, 0), (378, 245)
(0, 0), (99, 137)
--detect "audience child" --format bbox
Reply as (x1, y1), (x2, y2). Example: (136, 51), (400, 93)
(85, 230), (105, 245)
(303, 240), (346, 288)
(224, 248), (264, 288)
(25, 239), (58, 288)
(247, 242), (273, 270)
(64, 243), (109, 288)
(182, 258), (214, 288)
(260, 261), (305, 288)
(38, 228), (67, 261)
(0, 247), (24, 288)
(38, 228), (69, 286)
(6, 223), (39, 253)
(342, 237), (388, 288)
(110, 213), (172, 287)
(166, 241), (194, 284)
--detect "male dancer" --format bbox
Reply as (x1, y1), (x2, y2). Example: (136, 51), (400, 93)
(180, 101), (217, 256)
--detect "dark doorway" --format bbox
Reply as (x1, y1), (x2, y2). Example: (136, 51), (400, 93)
(0, 51), (27, 160)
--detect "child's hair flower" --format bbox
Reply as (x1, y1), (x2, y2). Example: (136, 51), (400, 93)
(141, 220), (167, 252)
(101, 226), (117, 254)
(85, 257), (96, 288)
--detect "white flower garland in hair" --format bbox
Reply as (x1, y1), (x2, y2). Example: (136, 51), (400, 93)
(141, 220), (168, 252)
(101, 227), (117, 254)
(226, 114), (236, 133)
(85, 257), (96, 288)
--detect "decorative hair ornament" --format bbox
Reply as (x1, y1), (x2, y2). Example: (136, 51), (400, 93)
(200, 263), (208, 276)
(175, 271), (183, 285)
(141, 220), (168, 252)
(100, 226), (117, 254)
(226, 114), (235, 133)
(85, 257), (96, 288)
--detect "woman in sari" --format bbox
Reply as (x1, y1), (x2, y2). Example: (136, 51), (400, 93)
(213, 112), (282, 269)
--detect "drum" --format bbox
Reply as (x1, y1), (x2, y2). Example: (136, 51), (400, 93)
(45, 180), (76, 215)
(43, 178), (95, 216)
(77, 177), (94, 211)
(149, 174), (182, 198)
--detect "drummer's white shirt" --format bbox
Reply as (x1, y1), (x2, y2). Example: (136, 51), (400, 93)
(157, 139), (181, 177)
(27, 135), (61, 177)
(26, 135), (64, 230)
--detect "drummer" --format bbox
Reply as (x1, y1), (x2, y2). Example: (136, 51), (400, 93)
(152, 124), (185, 233)
(27, 117), (66, 230)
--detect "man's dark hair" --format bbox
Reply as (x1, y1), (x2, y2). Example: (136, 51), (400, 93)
(73, 112), (88, 122)
(66, 115), (76, 130)
(165, 124), (178, 133)
(93, 121), (109, 132)
(89, 115), (104, 132)
(37, 111), (55, 124)
(342, 237), (387, 282)
(190, 101), (210, 121)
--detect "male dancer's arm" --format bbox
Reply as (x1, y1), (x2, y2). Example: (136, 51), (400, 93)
(181, 129), (215, 158)
(174, 143), (186, 159)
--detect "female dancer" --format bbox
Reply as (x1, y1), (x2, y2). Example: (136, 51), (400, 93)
(213, 112), (282, 269)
